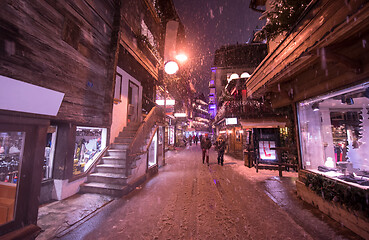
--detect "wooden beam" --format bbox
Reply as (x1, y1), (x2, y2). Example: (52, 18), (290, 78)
(246, 0), (369, 98)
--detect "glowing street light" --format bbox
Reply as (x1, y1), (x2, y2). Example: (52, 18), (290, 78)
(175, 54), (188, 63)
(164, 60), (179, 75)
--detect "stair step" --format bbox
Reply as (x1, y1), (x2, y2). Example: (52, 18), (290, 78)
(106, 149), (127, 158)
(123, 125), (140, 131)
(110, 143), (130, 150)
(102, 156), (126, 165)
(90, 172), (127, 178)
(115, 137), (134, 143)
(127, 122), (141, 127)
(118, 131), (136, 137)
(88, 172), (127, 185)
(96, 164), (126, 174)
(80, 182), (129, 197)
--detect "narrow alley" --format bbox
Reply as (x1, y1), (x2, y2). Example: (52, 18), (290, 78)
(51, 146), (361, 240)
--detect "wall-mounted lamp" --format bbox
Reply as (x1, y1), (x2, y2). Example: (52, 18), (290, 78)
(312, 102), (320, 111)
(341, 96), (354, 105)
(346, 97), (354, 105)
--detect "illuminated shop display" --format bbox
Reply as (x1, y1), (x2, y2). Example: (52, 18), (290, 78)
(168, 126), (175, 145)
(0, 132), (24, 183)
(258, 141), (276, 161)
(297, 82), (369, 188)
(43, 126), (57, 179)
(73, 127), (107, 175)
(0, 131), (25, 225)
(148, 131), (158, 167)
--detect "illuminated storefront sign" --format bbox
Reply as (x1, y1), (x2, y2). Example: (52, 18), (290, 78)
(225, 118), (237, 125)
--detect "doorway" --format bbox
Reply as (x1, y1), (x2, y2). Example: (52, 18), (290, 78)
(128, 81), (139, 123)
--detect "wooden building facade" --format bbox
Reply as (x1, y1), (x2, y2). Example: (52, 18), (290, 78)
(0, 0), (182, 237)
(246, 0), (369, 238)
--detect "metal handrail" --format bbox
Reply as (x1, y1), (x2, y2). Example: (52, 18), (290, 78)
(69, 146), (109, 182)
(126, 106), (165, 176)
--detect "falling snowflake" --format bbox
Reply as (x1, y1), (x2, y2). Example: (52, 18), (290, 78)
(210, 9), (214, 19)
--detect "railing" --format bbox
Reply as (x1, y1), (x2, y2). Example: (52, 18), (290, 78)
(215, 99), (277, 122)
(69, 146), (109, 182)
(126, 106), (165, 176)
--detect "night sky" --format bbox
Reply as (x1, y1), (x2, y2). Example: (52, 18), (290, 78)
(173, 0), (264, 98)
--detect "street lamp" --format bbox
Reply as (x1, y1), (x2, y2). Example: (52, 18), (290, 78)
(162, 54), (187, 165)
(164, 60), (179, 75)
(175, 54), (188, 63)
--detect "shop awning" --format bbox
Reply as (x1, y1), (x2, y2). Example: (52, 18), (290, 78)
(245, 0), (369, 108)
(0, 75), (64, 116)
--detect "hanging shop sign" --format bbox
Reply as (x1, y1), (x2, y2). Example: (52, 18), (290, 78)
(225, 118), (237, 125)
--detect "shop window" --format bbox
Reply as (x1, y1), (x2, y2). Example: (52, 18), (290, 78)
(73, 127), (107, 175)
(148, 131), (157, 167)
(236, 130), (242, 142)
(168, 126), (174, 145)
(0, 131), (25, 225)
(158, 126), (163, 145)
(297, 83), (369, 187)
(43, 126), (57, 180)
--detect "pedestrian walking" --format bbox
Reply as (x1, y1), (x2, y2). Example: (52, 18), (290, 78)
(194, 135), (199, 145)
(201, 133), (212, 165)
(215, 136), (226, 166)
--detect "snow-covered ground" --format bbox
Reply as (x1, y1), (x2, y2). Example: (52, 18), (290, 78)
(60, 145), (360, 240)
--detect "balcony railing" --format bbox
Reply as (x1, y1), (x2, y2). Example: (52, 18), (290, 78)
(215, 99), (277, 122)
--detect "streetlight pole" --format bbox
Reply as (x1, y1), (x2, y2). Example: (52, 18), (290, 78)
(163, 85), (166, 166)
(161, 55), (187, 166)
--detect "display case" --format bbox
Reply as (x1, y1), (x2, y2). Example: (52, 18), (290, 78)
(297, 82), (369, 188)
(0, 131), (25, 225)
(73, 127), (107, 175)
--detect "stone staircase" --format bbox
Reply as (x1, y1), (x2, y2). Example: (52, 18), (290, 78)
(80, 122), (141, 197)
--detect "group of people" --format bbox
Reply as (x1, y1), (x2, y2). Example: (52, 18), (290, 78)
(200, 133), (226, 166)
(183, 134), (199, 146)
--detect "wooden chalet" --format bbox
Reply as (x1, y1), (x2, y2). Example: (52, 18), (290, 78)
(246, 0), (369, 238)
(0, 0), (183, 237)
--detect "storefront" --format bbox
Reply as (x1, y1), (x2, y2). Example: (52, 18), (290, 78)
(297, 82), (369, 186)
(0, 116), (49, 235)
(244, 0), (369, 237)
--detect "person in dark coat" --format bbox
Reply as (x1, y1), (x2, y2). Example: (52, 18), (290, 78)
(201, 133), (212, 165)
(215, 136), (226, 166)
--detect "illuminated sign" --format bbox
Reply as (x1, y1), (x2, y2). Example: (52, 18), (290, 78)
(259, 141), (276, 161)
(156, 99), (175, 106)
(174, 113), (187, 117)
(225, 118), (237, 125)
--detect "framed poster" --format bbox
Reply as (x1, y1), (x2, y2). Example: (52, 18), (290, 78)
(259, 141), (276, 160)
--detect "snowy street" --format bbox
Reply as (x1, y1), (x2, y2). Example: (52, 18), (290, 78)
(60, 146), (360, 240)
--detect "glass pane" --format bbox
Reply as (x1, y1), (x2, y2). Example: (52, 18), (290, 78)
(73, 127), (106, 175)
(43, 126), (57, 180)
(148, 131), (157, 167)
(0, 131), (25, 225)
(298, 83), (369, 187)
